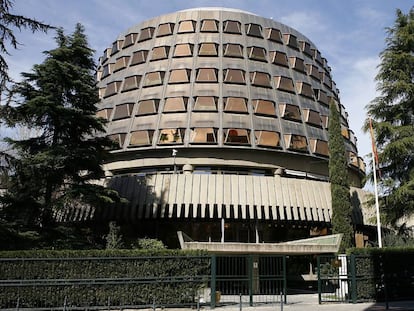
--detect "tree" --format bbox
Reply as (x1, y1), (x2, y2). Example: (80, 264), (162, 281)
(0, 0), (53, 94)
(0, 24), (120, 233)
(105, 221), (124, 249)
(329, 99), (354, 252)
(365, 7), (414, 225)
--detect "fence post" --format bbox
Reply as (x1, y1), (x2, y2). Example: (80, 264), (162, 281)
(248, 255), (253, 306)
(317, 256), (321, 304)
(210, 255), (217, 309)
(239, 293), (242, 311)
(350, 254), (357, 303)
(282, 255), (287, 304)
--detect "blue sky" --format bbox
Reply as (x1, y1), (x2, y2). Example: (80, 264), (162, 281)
(4, 0), (413, 182)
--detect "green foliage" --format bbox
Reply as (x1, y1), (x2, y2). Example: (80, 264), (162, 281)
(328, 99), (354, 251)
(0, 0), (53, 93)
(365, 7), (414, 224)
(0, 24), (121, 235)
(0, 249), (210, 308)
(105, 221), (124, 249)
(133, 237), (166, 250)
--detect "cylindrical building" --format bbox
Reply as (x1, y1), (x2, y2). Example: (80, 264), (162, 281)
(93, 8), (370, 248)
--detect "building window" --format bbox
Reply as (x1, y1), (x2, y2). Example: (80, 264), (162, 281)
(101, 63), (113, 78)
(270, 51), (288, 67)
(198, 43), (218, 56)
(309, 139), (329, 156)
(130, 50), (148, 66)
(101, 48), (111, 64)
(283, 33), (299, 50)
(163, 97), (188, 112)
(158, 128), (185, 144)
(274, 76), (295, 93)
(306, 64), (321, 80)
(265, 28), (283, 43)
(168, 69), (191, 84)
(108, 133), (126, 149)
(157, 23), (175, 37)
(138, 27), (155, 42)
(314, 89), (329, 105)
(143, 71), (165, 87)
(245, 23), (262, 38)
(111, 40), (123, 55)
(296, 81), (314, 99)
(312, 48), (323, 64)
(122, 75), (141, 92)
(223, 20), (241, 34)
(341, 125), (350, 139)
(103, 81), (122, 98)
(284, 134), (308, 152)
(193, 96), (218, 111)
(123, 33), (137, 48)
(303, 109), (321, 127)
(250, 71), (272, 88)
(174, 43), (193, 57)
(129, 130), (154, 147)
(255, 131), (280, 148)
(223, 69), (245, 84)
(178, 20), (196, 33)
(348, 151), (359, 167)
(299, 40), (312, 56)
(224, 97), (247, 113)
(247, 46), (267, 62)
(279, 103), (301, 121)
(200, 19), (218, 32)
(96, 108), (113, 120)
(196, 68), (218, 82)
(321, 115), (329, 128)
(113, 103), (134, 120)
(223, 43), (243, 58)
(224, 128), (250, 145)
(151, 46), (170, 61)
(252, 99), (276, 116)
(113, 56), (130, 72)
(137, 99), (159, 115)
(190, 128), (217, 144)
(321, 72), (332, 88)
(289, 57), (306, 73)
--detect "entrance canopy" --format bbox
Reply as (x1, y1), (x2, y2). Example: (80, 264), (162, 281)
(177, 231), (342, 254)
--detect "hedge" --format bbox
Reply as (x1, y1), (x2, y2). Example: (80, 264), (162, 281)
(348, 248), (414, 301)
(0, 249), (210, 309)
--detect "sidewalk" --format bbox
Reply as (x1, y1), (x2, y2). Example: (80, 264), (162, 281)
(130, 295), (414, 311)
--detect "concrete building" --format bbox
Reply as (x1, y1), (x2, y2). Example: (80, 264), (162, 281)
(92, 7), (374, 249)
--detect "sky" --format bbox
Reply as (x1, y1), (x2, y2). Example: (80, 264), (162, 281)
(3, 0), (413, 184)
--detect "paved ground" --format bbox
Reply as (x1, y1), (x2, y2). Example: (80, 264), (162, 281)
(123, 294), (414, 311)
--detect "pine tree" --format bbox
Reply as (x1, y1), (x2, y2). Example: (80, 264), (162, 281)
(365, 7), (414, 224)
(329, 99), (354, 252)
(0, 0), (53, 93)
(0, 24), (119, 231)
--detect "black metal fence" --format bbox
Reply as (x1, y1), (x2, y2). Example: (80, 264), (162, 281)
(0, 254), (286, 310)
(0, 256), (210, 310)
(210, 255), (286, 307)
(317, 254), (390, 304)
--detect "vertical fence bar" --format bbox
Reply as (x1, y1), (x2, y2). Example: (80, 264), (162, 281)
(248, 255), (253, 306)
(282, 255), (287, 304)
(210, 255), (217, 309)
(317, 256), (321, 304)
(350, 255), (357, 303)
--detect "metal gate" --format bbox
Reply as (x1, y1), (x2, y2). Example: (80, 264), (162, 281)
(210, 255), (286, 307)
(317, 255), (352, 303)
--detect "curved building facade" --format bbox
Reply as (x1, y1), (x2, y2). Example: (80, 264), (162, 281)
(93, 8), (370, 248)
